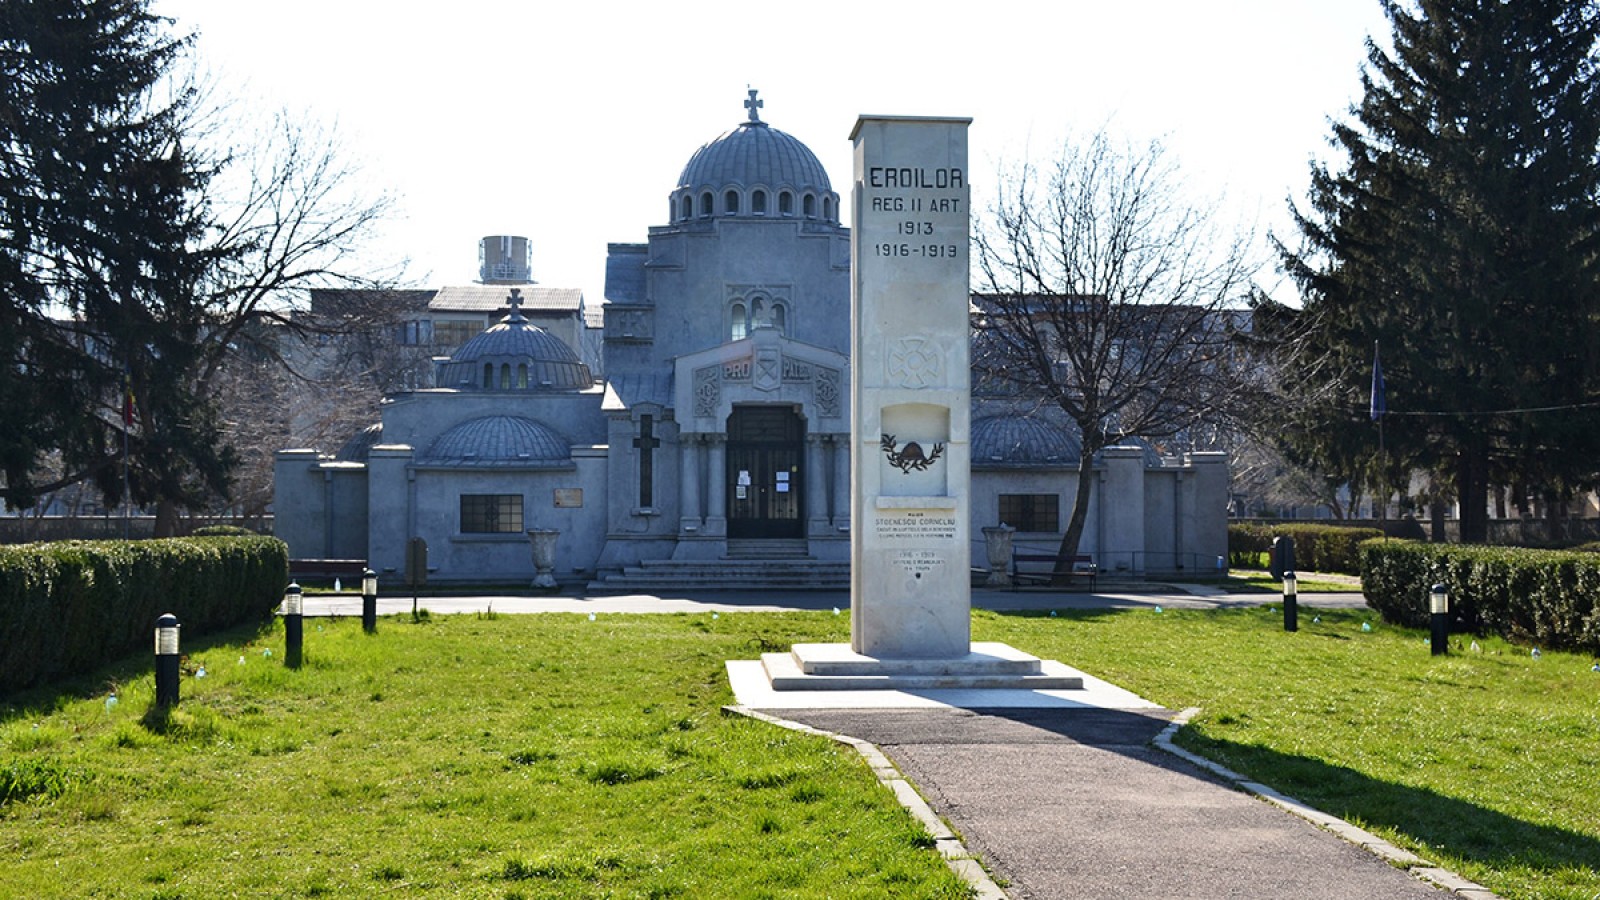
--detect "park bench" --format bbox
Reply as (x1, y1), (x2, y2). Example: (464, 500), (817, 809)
(1011, 551), (1097, 590)
(288, 559), (368, 586)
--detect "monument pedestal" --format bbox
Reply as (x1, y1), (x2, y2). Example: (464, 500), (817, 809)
(761, 641), (1083, 691)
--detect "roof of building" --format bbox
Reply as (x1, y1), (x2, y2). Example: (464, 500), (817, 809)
(309, 288), (437, 316)
(334, 423), (384, 462)
(604, 244), (648, 304)
(676, 92), (832, 195)
(435, 289), (594, 391)
(602, 373), (673, 411)
(430, 284), (583, 314)
(972, 414), (1082, 467)
(419, 415), (571, 466)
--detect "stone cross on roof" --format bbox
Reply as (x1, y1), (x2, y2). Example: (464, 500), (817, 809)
(744, 88), (763, 124)
(505, 287), (526, 321)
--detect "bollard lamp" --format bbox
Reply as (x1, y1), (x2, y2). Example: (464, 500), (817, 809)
(361, 568), (378, 634)
(155, 613), (181, 706)
(1429, 583), (1449, 656)
(1282, 570), (1298, 632)
(283, 582), (304, 668)
(155, 613), (180, 656)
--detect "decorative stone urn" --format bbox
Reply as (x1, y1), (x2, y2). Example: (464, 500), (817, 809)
(527, 528), (559, 589)
(982, 524), (1015, 587)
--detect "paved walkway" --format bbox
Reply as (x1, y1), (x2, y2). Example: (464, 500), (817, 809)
(759, 706), (1464, 899)
(297, 584), (1371, 617)
(293, 584), (1490, 898)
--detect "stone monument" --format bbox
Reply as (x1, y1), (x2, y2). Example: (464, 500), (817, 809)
(757, 115), (1080, 692)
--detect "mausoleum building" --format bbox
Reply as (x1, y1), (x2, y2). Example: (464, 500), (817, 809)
(273, 93), (1228, 586)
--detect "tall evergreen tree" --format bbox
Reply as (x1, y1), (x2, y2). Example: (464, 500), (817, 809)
(1, 0), (232, 515)
(1279, 0), (1600, 542)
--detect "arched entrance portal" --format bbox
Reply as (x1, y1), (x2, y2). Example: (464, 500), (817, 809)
(726, 405), (804, 539)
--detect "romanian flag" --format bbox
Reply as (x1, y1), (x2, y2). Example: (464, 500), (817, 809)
(123, 374), (135, 427)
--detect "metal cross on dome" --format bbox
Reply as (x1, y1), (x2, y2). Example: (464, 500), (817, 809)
(744, 88), (763, 123)
(505, 287), (524, 316)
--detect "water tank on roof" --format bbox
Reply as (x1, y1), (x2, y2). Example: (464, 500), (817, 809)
(479, 235), (532, 284)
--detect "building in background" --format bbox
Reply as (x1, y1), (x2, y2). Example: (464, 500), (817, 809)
(274, 94), (1228, 587)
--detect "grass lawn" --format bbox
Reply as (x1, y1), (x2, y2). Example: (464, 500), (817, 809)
(3, 606), (1597, 900)
(0, 611), (967, 899)
(974, 606), (1600, 900)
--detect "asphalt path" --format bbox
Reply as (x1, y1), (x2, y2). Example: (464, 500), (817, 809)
(771, 707), (1451, 899)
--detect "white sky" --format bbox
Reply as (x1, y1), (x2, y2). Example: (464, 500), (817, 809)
(154, 0), (1390, 305)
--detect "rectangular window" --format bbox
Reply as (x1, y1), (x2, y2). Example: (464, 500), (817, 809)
(999, 494), (1059, 533)
(460, 494), (523, 534)
(434, 319), (483, 349)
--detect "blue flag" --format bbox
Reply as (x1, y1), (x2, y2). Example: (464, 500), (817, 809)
(1370, 344), (1386, 421)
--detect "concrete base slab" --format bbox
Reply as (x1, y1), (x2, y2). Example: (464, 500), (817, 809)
(726, 658), (1159, 710)
(763, 641), (1083, 690)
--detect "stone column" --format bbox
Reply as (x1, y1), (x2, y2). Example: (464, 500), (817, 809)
(838, 432), (851, 528)
(1101, 446), (1146, 575)
(806, 433), (830, 537)
(703, 435), (727, 537)
(678, 432), (702, 534)
(1185, 452), (1230, 571)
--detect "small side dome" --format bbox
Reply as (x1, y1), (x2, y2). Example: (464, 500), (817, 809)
(421, 416), (571, 466)
(436, 288), (593, 391)
(335, 423), (383, 462)
(972, 415), (1082, 466)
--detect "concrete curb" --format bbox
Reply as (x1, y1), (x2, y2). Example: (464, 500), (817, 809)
(1154, 707), (1502, 899)
(725, 706), (1008, 900)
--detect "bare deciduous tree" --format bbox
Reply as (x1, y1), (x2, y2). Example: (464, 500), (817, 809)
(973, 130), (1258, 578)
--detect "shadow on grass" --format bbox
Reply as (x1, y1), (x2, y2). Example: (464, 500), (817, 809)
(0, 619), (277, 721)
(1180, 729), (1600, 884)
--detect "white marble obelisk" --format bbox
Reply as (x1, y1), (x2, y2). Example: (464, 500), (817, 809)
(848, 116), (973, 659)
(732, 114), (1082, 696)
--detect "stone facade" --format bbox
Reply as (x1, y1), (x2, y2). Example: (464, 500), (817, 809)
(273, 94), (1230, 584)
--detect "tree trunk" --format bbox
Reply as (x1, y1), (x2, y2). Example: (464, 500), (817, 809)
(155, 500), (180, 538)
(1052, 449), (1097, 586)
(1455, 445), (1489, 544)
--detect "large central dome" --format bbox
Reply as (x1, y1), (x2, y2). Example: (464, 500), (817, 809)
(668, 90), (840, 225)
(677, 122), (832, 195)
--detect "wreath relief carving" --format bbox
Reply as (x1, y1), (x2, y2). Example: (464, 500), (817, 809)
(880, 433), (945, 474)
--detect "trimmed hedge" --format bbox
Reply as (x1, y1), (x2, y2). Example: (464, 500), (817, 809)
(1361, 540), (1600, 654)
(1228, 523), (1385, 575)
(0, 536), (288, 696)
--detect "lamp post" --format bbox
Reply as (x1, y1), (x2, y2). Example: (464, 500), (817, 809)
(361, 568), (378, 633)
(283, 583), (303, 668)
(1282, 570), (1299, 632)
(1430, 583), (1449, 656)
(154, 613), (180, 706)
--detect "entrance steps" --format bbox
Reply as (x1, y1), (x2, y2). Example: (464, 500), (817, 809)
(587, 543), (849, 592)
(726, 538), (810, 559)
